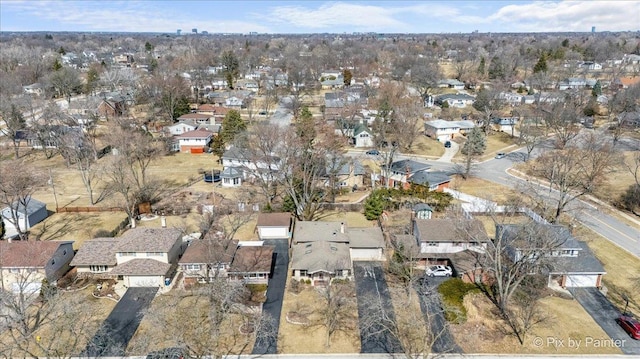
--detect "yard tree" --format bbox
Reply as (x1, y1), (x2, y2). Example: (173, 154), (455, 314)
(619, 149), (640, 214)
(58, 130), (103, 205)
(84, 63), (102, 95)
(342, 68), (353, 86)
(315, 282), (357, 348)
(47, 66), (82, 104)
(143, 70), (191, 122)
(0, 160), (47, 240)
(525, 133), (621, 223)
(473, 86), (505, 134)
(540, 95), (585, 149)
(219, 109), (247, 146)
(221, 50), (239, 89)
(99, 67), (138, 92)
(0, 99), (27, 159)
(393, 98), (424, 151)
(409, 57), (441, 100)
(364, 190), (386, 220)
(460, 127), (486, 179)
(532, 53), (548, 74)
(518, 120), (545, 162)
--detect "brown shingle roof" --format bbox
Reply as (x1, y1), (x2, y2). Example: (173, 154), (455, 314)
(293, 221), (349, 244)
(414, 218), (488, 243)
(176, 128), (213, 139)
(0, 241), (70, 268)
(110, 258), (172, 276)
(256, 212), (292, 228)
(178, 113), (211, 120)
(117, 228), (181, 253)
(228, 246), (274, 273)
(179, 239), (238, 265)
(70, 238), (119, 266)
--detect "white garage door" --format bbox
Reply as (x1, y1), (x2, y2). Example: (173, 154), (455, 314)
(351, 248), (383, 261)
(126, 275), (163, 287)
(259, 227), (288, 239)
(566, 275), (598, 287)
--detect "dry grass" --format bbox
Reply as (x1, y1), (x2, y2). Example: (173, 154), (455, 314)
(576, 225), (640, 315)
(318, 210), (374, 228)
(408, 134), (446, 158)
(29, 212), (128, 248)
(593, 151), (638, 202)
(472, 214), (534, 239)
(334, 190), (370, 203)
(453, 132), (518, 162)
(278, 278), (360, 354)
(449, 176), (519, 205)
(451, 292), (621, 354)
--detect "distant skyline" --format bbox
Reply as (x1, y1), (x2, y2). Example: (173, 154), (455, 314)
(1, 0), (639, 34)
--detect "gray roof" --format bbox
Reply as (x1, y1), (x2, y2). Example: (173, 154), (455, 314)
(498, 223), (581, 250)
(222, 146), (247, 161)
(436, 93), (476, 101)
(293, 221), (350, 244)
(353, 123), (371, 136)
(388, 159), (431, 174)
(9, 197), (46, 216)
(70, 238), (119, 266)
(110, 258), (172, 276)
(348, 227), (384, 249)
(220, 166), (243, 179)
(325, 160), (365, 177)
(117, 228), (181, 253)
(415, 218), (489, 243)
(408, 171), (451, 187)
(291, 241), (350, 273)
(413, 203), (433, 212)
(546, 240), (605, 274)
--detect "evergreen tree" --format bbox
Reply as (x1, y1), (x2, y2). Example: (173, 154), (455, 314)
(364, 191), (385, 220)
(591, 81), (602, 97)
(533, 54), (548, 73)
(172, 96), (191, 120)
(220, 110), (247, 145)
(0, 217), (5, 239)
(477, 57), (486, 76)
(460, 127), (486, 179)
(342, 69), (353, 86)
(221, 50), (239, 89)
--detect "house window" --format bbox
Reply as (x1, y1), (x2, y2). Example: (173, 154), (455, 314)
(427, 242), (438, 246)
(233, 178), (240, 185)
(185, 264), (201, 270)
(299, 270), (308, 277)
(90, 265), (108, 272)
(146, 252), (162, 257)
(10, 268), (19, 273)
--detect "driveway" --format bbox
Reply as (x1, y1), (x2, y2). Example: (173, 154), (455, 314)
(83, 287), (158, 356)
(568, 287), (640, 354)
(437, 140), (459, 163)
(353, 261), (404, 354)
(252, 238), (289, 355)
(415, 277), (463, 354)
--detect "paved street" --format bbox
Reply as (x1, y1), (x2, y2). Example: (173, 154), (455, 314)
(353, 261), (404, 354)
(83, 287), (158, 357)
(252, 238), (289, 355)
(568, 288), (640, 355)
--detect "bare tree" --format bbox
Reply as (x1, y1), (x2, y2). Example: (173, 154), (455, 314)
(0, 99), (27, 159)
(518, 120), (545, 162)
(99, 67), (138, 92)
(143, 71), (191, 122)
(540, 96), (584, 149)
(46, 67), (82, 104)
(393, 99), (424, 151)
(58, 130), (103, 205)
(409, 57), (441, 101)
(314, 282), (357, 348)
(0, 160), (47, 240)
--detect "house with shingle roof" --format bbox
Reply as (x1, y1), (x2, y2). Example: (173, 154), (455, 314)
(227, 245), (274, 284)
(70, 227), (184, 288)
(179, 236), (238, 286)
(0, 240), (75, 293)
(256, 212), (293, 241)
(176, 128), (213, 153)
(291, 221), (385, 286)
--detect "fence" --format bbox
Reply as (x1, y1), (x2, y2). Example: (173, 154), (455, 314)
(56, 206), (123, 213)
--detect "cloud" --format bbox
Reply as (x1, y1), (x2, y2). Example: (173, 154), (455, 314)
(474, 1), (640, 32)
(1, 0), (271, 33)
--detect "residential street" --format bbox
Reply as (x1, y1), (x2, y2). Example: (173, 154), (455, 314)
(568, 288), (640, 355)
(353, 261), (404, 354)
(83, 287), (158, 357)
(252, 238), (289, 355)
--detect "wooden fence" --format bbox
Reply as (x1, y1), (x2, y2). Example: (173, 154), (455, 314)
(56, 206), (123, 213)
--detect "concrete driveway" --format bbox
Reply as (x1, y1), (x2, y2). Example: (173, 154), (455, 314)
(353, 261), (404, 354)
(437, 140), (459, 163)
(252, 238), (289, 355)
(569, 287), (640, 354)
(83, 287), (158, 357)
(415, 277), (463, 354)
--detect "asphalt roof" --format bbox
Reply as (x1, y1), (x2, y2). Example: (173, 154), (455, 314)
(414, 218), (489, 243)
(70, 238), (119, 266)
(408, 171), (451, 187)
(290, 241), (350, 274)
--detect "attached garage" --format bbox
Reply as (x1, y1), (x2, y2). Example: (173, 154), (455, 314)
(350, 248), (383, 261)
(111, 259), (172, 288)
(564, 274), (601, 288)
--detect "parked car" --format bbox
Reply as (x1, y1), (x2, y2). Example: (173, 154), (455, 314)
(425, 265), (453, 277)
(495, 152), (506, 159)
(444, 141), (452, 148)
(366, 149), (380, 156)
(617, 315), (640, 340)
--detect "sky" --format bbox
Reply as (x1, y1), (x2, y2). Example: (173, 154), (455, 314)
(1, 0), (639, 34)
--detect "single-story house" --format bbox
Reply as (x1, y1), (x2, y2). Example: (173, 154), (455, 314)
(256, 212), (293, 241)
(2, 197), (48, 239)
(323, 159), (366, 189)
(176, 129), (213, 153)
(291, 241), (351, 286)
(407, 171), (451, 192)
(435, 93), (476, 108)
(227, 245), (274, 284)
(1, 240), (75, 293)
(177, 113), (212, 124)
(23, 83), (45, 96)
(424, 119), (476, 142)
(437, 79), (466, 90)
(491, 117), (519, 133)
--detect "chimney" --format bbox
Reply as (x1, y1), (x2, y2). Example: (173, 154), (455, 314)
(340, 222), (345, 234)
(161, 216), (167, 228)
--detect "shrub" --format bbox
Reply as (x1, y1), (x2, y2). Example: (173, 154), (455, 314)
(305, 279), (312, 285)
(438, 278), (480, 324)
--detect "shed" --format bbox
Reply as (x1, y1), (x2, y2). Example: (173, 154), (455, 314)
(1, 197), (48, 237)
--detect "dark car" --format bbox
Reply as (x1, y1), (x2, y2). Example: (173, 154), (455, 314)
(366, 149), (380, 156)
(444, 141), (452, 148)
(617, 315), (640, 340)
(203, 171), (221, 183)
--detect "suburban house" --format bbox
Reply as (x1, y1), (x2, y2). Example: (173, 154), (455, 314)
(166, 120), (198, 136)
(434, 93), (476, 108)
(227, 245), (274, 284)
(176, 129), (213, 153)
(578, 61), (603, 70)
(177, 113), (212, 124)
(71, 227), (184, 288)
(221, 146), (281, 184)
(438, 79), (466, 90)
(256, 212), (293, 241)
(498, 223), (606, 288)
(351, 124), (374, 148)
(617, 111), (640, 128)
(179, 237), (239, 286)
(413, 218), (489, 282)
(424, 119), (476, 142)
(1, 197), (49, 239)
(557, 78), (587, 90)
(380, 159), (450, 191)
(491, 117), (519, 133)
(291, 221), (385, 286)
(323, 159), (365, 189)
(179, 238), (274, 286)
(23, 83), (45, 96)
(406, 170), (452, 191)
(612, 76), (640, 89)
(0, 240), (75, 293)
(195, 105), (230, 123)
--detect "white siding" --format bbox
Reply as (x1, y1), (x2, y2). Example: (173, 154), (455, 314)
(126, 275), (164, 287)
(258, 227), (289, 239)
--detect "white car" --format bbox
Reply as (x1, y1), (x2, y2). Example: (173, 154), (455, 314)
(425, 265), (453, 277)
